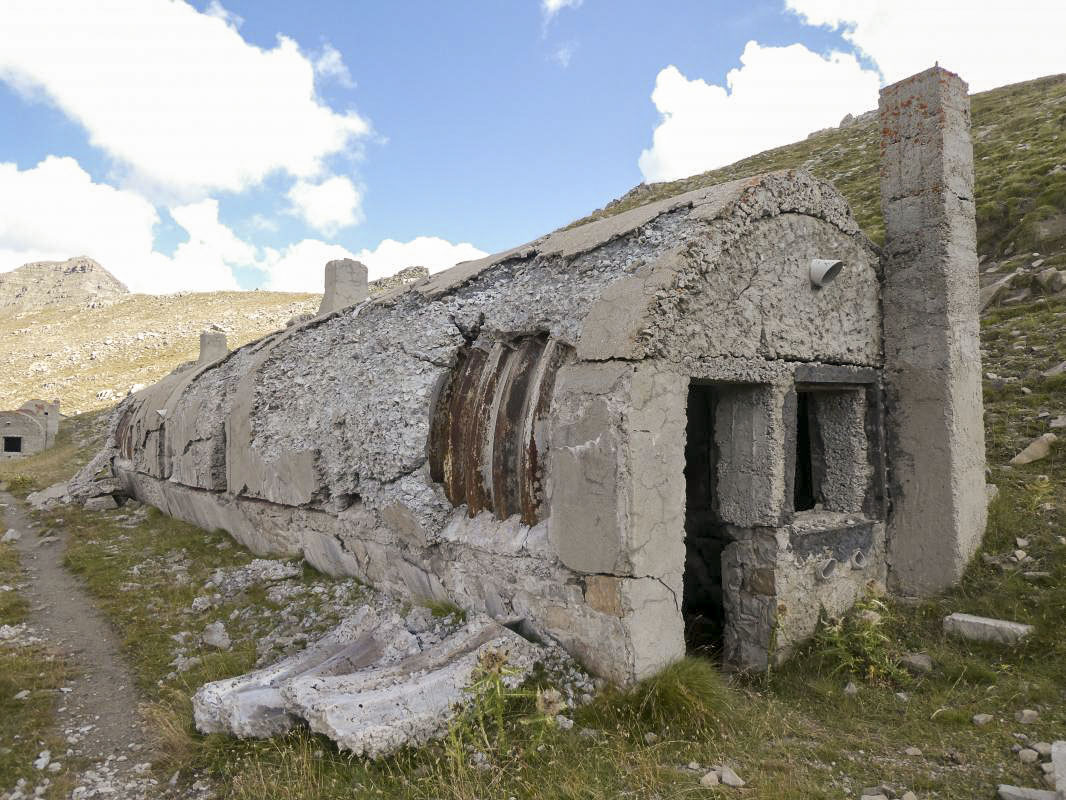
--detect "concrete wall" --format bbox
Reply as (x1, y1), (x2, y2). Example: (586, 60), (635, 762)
(880, 66), (987, 595)
(19, 400), (59, 442)
(319, 259), (369, 315)
(197, 330), (229, 365)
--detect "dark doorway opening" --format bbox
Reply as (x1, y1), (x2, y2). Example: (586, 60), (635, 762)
(682, 383), (727, 656)
(794, 392), (816, 511)
(3, 436), (23, 454)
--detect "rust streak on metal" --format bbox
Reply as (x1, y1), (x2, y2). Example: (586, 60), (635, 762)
(491, 337), (542, 520)
(520, 339), (569, 524)
(445, 347), (485, 506)
(464, 343), (506, 517)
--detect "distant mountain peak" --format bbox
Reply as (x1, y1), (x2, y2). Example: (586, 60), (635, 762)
(0, 256), (129, 312)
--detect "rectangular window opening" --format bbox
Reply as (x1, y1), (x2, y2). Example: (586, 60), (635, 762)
(3, 436), (23, 454)
(792, 386), (870, 515)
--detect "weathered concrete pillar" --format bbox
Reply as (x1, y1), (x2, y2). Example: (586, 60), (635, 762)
(879, 66), (987, 594)
(319, 259), (369, 315)
(548, 361), (686, 682)
(198, 329), (229, 365)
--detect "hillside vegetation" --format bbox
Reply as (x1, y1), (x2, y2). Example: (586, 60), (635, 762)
(577, 73), (1066, 261)
(0, 291), (318, 415)
(0, 265), (430, 416)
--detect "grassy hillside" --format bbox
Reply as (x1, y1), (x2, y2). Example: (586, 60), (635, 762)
(0, 266), (429, 416)
(0, 291), (318, 415)
(576, 74), (1066, 261)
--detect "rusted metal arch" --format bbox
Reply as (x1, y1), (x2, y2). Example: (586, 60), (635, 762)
(429, 335), (571, 525)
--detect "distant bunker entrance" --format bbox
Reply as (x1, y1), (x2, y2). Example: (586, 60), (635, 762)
(1, 408), (50, 460)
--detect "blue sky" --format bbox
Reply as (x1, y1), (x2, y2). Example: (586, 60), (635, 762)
(0, 1), (1062, 293)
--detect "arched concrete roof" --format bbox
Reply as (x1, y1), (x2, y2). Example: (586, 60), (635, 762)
(1, 410), (47, 455)
(114, 169), (879, 510)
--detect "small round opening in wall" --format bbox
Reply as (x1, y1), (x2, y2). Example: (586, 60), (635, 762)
(815, 558), (838, 582)
(810, 258), (845, 288)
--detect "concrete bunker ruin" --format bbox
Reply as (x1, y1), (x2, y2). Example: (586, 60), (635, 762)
(1, 399), (59, 460)
(89, 67), (987, 685)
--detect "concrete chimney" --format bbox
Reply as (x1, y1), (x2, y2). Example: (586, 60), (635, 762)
(319, 259), (369, 315)
(198, 329), (229, 365)
(879, 66), (987, 595)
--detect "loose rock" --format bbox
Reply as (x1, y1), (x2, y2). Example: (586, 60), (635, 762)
(996, 786), (1057, 800)
(718, 766), (745, 788)
(699, 771), (719, 787)
(900, 652), (933, 675)
(201, 621), (231, 651)
(1010, 433), (1057, 465)
(83, 495), (119, 512)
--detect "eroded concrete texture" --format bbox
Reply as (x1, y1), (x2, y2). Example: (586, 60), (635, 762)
(880, 66), (988, 594)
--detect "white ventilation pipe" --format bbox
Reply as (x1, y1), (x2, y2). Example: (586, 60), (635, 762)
(850, 549), (868, 570)
(810, 258), (845, 288)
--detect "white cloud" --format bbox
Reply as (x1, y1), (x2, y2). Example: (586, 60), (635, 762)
(262, 235), (488, 291)
(314, 44), (356, 89)
(204, 0), (243, 28)
(786, 0), (1066, 93)
(0, 156), (484, 296)
(0, 0), (370, 198)
(638, 41), (880, 183)
(552, 42), (577, 68)
(287, 175), (364, 235)
(261, 239), (358, 293)
(353, 237), (487, 281)
(0, 156), (242, 293)
(542, 0), (581, 20)
(0, 155), (160, 288)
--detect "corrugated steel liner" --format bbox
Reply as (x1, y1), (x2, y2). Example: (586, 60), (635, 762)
(429, 334), (571, 525)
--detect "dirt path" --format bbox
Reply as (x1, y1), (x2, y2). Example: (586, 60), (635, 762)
(1, 491), (163, 798)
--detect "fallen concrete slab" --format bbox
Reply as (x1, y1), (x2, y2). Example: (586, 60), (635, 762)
(997, 786), (1057, 800)
(194, 608), (549, 757)
(1052, 741), (1065, 800)
(943, 612), (1034, 644)
(193, 605), (417, 738)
